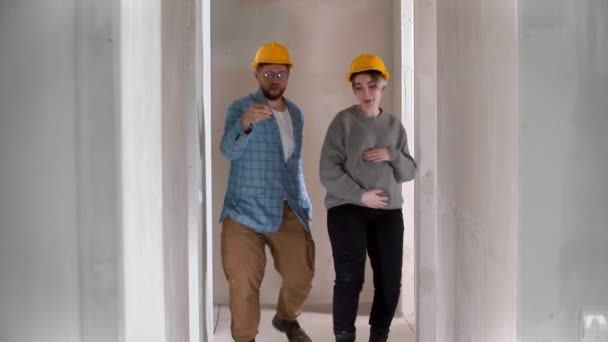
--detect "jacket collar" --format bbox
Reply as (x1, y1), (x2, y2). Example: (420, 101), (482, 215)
(250, 88), (267, 103)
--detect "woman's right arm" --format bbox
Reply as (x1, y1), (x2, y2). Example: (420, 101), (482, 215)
(319, 116), (366, 203)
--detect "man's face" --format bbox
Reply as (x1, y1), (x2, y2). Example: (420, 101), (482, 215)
(255, 64), (289, 101)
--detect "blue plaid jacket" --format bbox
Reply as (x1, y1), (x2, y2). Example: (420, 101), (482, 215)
(219, 89), (312, 234)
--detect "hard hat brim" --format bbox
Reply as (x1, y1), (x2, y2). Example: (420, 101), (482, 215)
(346, 68), (390, 82)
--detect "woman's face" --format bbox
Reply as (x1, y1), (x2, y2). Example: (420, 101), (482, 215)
(352, 73), (385, 111)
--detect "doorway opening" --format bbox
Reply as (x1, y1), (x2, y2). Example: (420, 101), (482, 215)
(199, 0), (417, 340)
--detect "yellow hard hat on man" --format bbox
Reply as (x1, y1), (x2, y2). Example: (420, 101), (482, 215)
(346, 54), (390, 82)
(251, 42), (293, 70)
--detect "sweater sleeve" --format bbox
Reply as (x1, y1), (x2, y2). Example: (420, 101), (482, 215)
(319, 115), (366, 203)
(220, 101), (252, 160)
(388, 124), (417, 183)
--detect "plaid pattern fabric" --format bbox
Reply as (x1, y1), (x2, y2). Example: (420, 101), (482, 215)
(219, 89), (312, 234)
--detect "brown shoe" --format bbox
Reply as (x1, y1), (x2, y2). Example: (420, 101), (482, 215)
(272, 315), (312, 342)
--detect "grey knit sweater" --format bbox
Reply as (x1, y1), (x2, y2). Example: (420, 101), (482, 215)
(319, 105), (417, 210)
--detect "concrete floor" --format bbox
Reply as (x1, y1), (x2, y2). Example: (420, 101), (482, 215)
(212, 305), (415, 341)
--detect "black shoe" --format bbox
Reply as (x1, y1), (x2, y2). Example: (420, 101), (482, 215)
(335, 331), (356, 342)
(369, 328), (389, 342)
(272, 315), (312, 342)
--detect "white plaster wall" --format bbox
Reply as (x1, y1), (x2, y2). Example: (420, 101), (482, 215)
(400, 0), (416, 318)
(75, 1), (120, 341)
(162, 0), (197, 341)
(200, 0), (215, 339)
(210, 0), (400, 307)
(518, 1), (608, 341)
(413, 0), (439, 340)
(120, 1), (206, 340)
(0, 1), (119, 341)
(435, 0), (519, 341)
(0, 1), (79, 341)
(120, 0), (207, 340)
(119, 1), (167, 340)
(1, 1), (205, 341)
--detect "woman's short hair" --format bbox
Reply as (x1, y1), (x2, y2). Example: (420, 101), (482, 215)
(350, 70), (386, 87)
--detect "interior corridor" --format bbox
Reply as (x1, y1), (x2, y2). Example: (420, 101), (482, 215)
(1, 1), (608, 342)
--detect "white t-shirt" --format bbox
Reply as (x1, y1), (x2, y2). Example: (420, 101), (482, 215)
(273, 108), (294, 162)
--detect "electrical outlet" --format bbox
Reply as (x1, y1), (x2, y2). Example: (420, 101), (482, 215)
(581, 310), (608, 342)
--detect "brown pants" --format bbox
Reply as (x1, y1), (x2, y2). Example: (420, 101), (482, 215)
(221, 204), (315, 342)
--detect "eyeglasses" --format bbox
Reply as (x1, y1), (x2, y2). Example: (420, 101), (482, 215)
(262, 71), (289, 80)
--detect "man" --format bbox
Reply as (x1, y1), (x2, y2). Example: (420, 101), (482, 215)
(219, 42), (315, 342)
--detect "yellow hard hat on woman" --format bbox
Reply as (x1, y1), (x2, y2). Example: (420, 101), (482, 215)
(346, 54), (389, 82)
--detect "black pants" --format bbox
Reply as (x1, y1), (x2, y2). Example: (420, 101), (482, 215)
(327, 204), (404, 335)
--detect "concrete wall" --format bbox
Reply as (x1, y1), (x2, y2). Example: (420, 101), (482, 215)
(0, 1), (80, 340)
(413, 0), (440, 340)
(76, 1), (120, 341)
(0, 1), (202, 341)
(0, 1), (119, 341)
(210, 0), (401, 308)
(401, 0), (416, 318)
(121, 0), (203, 340)
(519, 1), (608, 341)
(119, 1), (167, 340)
(162, 0), (200, 340)
(417, 1), (608, 341)
(416, 0), (520, 341)
(440, 0), (520, 337)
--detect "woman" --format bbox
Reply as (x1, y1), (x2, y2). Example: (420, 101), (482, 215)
(319, 54), (417, 342)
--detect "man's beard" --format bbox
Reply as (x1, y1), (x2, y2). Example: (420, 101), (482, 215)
(261, 85), (285, 101)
